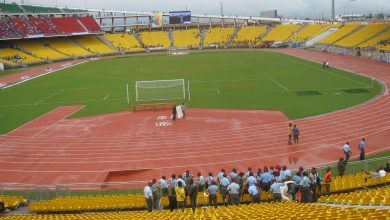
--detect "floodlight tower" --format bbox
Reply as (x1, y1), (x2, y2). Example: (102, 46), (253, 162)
(332, 0), (335, 20)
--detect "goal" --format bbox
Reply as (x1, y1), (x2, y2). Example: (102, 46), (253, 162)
(168, 48), (190, 56)
(134, 79), (186, 101)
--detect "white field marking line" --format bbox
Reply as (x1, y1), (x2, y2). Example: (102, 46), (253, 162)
(0, 97), (128, 108)
(31, 106), (85, 138)
(3, 106), (69, 135)
(3, 127), (389, 166)
(3, 117), (389, 158)
(2, 61), (89, 90)
(269, 78), (289, 92)
(278, 50), (390, 92)
(216, 88), (220, 95)
(278, 53), (369, 87)
(102, 94), (110, 101)
(4, 94), (390, 142)
(34, 89), (64, 105)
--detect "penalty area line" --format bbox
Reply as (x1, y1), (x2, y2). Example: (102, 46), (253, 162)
(269, 78), (289, 92)
(102, 94), (110, 101)
(34, 89), (64, 105)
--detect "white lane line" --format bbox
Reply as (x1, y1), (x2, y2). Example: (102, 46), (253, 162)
(102, 94), (110, 101)
(34, 89), (64, 105)
(216, 88), (220, 95)
(270, 78), (289, 91)
(2, 61), (89, 90)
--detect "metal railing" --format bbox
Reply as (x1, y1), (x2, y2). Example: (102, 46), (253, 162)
(0, 156), (389, 201)
(314, 156), (390, 177)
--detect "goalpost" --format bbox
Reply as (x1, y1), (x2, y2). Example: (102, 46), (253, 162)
(134, 79), (186, 101)
(168, 48), (190, 56)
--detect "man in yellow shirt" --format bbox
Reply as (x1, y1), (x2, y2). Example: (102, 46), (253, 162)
(175, 181), (186, 210)
(288, 123), (292, 145)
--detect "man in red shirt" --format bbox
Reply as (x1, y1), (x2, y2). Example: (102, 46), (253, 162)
(323, 167), (332, 196)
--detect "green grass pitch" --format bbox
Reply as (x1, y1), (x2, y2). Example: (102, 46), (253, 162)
(0, 51), (382, 134)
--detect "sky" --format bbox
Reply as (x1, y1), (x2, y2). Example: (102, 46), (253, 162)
(11, 0), (389, 19)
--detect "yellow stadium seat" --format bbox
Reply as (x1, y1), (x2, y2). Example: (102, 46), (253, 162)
(173, 29), (200, 48)
(140, 31), (170, 48)
(104, 33), (144, 51)
(262, 24), (301, 42)
(203, 27), (235, 47)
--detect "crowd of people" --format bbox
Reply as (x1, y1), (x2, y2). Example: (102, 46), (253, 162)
(143, 164), (335, 213)
(142, 129), (388, 213)
(1, 53), (25, 63)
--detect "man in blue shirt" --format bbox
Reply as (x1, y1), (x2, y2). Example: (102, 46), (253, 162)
(246, 172), (257, 186)
(248, 184), (261, 203)
(292, 172), (302, 201)
(207, 180), (218, 208)
(217, 169), (225, 183)
(300, 171), (311, 203)
(230, 168), (238, 179)
(259, 167), (273, 191)
(292, 125), (299, 144)
(270, 180), (283, 202)
(359, 138), (366, 160)
(220, 174), (230, 206)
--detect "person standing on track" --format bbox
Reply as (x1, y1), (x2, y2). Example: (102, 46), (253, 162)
(359, 138), (366, 160)
(343, 142), (352, 161)
(292, 125), (300, 144)
(288, 123), (293, 145)
(181, 103), (187, 118)
(172, 105), (177, 121)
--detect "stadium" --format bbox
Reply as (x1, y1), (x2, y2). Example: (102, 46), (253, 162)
(0, 0), (390, 219)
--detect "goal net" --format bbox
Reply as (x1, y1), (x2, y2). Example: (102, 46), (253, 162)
(135, 79), (186, 101)
(168, 48), (190, 56)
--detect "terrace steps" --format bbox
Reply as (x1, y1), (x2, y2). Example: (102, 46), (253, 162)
(331, 24), (365, 44)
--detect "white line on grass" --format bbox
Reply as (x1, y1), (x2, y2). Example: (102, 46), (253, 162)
(102, 94), (110, 101)
(216, 88), (220, 95)
(269, 78), (289, 92)
(278, 54), (368, 87)
(34, 89), (64, 105)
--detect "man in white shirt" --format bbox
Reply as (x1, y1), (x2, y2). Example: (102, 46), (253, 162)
(379, 166), (387, 177)
(177, 175), (186, 187)
(159, 176), (168, 196)
(343, 142), (352, 161)
(227, 178), (240, 206)
(217, 169), (225, 183)
(197, 172), (205, 192)
(144, 182), (153, 212)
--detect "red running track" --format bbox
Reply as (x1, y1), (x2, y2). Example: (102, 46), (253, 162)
(0, 49), (390, 188)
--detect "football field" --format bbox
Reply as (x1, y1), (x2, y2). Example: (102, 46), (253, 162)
(0, 51), (382, 134)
